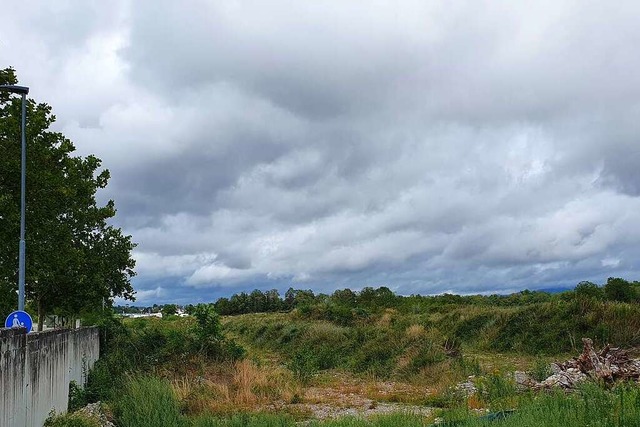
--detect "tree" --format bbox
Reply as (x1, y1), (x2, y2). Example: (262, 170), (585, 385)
(229, 292), (249, 314)
(574, 281), (604, 301)
(331, 288), (357, 307)
(161, 304), (178, 317)
(0, 67), (135, 325)
(284, 287), (296, 310)
(604, 277), (636, 303)
(214, 297), (233, 315)
(264, 289), (281, 312)
(249, 289), (267, 312)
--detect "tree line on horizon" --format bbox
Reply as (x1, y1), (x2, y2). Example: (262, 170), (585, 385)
(117, 277), (640, 318)
(210, 277), (640, 316)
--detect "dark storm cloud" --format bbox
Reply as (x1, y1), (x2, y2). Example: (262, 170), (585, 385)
(3, 1), (640, 302)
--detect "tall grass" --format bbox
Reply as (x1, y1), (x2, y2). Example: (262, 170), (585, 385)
(115, 376), (186, 427)
(224, 313), (452, 380)
(458, 384), (640, 427)
(44, 413), (100, 427)
(191, 413), (294, 427)
(307, 413), (430, 427)
(177, 360), (300, 416)
(110, 373), (640, 427)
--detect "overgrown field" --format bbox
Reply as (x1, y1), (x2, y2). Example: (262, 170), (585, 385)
(50, 376), (640, 427)
(48, 282), (640, 426)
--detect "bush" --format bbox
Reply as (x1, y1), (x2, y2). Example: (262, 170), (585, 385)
(530, 357), (552, 382)
(44, 413), (99, 427)
(84, 314), (246, 406)
(288, 349), (319, 384)
(350, 335), (398, 377)
(68, 381), (88, 412)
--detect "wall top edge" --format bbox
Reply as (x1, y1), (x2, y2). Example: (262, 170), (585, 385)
(0, 326), (99, 339)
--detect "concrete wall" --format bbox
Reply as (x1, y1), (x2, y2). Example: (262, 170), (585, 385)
(0, 327), (99, 427)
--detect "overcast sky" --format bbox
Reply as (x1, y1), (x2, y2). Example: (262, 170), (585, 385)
(2, 1), (640, 304)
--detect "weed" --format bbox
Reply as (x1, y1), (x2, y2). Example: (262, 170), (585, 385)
(288, 349), (319, 384)
(529, 356), (552, 382)
(44, 412), (100, 427)
(67, 381), (87, 412)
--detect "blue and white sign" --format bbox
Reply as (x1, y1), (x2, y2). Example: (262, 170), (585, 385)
(5, 310), (33, 332)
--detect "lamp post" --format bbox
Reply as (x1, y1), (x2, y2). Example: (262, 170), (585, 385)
(0, 84), (29, 311)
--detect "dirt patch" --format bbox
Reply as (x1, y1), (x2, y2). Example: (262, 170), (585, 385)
(293, 398), (432, 420)
(290, 373), (433, 420)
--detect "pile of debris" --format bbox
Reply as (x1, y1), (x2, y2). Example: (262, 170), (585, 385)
(76, 402), (115, 427)
(532, 338), (640, 390)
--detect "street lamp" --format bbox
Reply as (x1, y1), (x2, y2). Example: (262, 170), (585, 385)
(0, 84), (29, 311)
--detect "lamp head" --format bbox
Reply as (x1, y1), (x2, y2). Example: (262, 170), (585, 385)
(0, 85), (29, 95)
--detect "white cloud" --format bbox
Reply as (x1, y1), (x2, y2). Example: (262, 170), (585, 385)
(3, 1), (640, 301)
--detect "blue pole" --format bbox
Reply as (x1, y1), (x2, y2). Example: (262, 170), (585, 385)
(0, 84), (29, 311)
(18, 92), (26, 311)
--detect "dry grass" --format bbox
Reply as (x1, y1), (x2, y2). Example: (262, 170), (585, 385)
(307, 370), (433, 407)
(405, 324), (426, 340)
(416, 360), (464, 392)
(376, 309), (398, 328)
(173, 359), (302, 416)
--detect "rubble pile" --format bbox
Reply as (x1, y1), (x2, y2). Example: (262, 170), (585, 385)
(536, 338), (640, 390)
(76, 402), (115, 427)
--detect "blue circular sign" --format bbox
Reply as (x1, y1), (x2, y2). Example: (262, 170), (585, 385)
(5, 310), (33, 332)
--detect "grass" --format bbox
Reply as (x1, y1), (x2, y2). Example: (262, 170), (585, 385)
(115, 376), (186, 427)
(187, 385), (640, 427)
(78, 299), (640, 427)
(44, 412), (101, 427)
(92, 330), (640, 427)
(173, 359), (303, 417)
(451, 384), (640, 427)
(191, 413), (295, 427)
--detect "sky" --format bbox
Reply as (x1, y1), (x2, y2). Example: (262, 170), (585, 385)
(2, 1), (640, 304)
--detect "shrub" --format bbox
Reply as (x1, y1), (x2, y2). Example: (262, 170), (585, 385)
(67, 381), (88, 412)
(530, 357), (552, 382)
(288, 349), (319, 384)
(350, 335), (398, 377)
(44, 412), (99, 427)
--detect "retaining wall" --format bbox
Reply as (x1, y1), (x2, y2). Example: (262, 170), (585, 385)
(0, 327), (99, 427)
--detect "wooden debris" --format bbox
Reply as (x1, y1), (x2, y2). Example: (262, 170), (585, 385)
(535, 338), (640, 390)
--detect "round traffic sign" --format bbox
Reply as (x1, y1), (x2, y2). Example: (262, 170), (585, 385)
(5, 310), (33, 332)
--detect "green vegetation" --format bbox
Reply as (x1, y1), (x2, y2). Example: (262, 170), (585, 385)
(51, 375), (640, 427)
(223, 312), (459, 380)
(44, 412), (100, 427)
(224, 292), (640, 375)
(84, 305), (245, 404)
(45, 278), (640, 427)
(115, 376), (186, 427)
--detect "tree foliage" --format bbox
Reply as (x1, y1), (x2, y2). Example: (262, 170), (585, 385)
(603, 277), (637, 303)
(574, 281), (605, 301)
(0, 67), (135, 321)
(161, 304), (178, 318)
